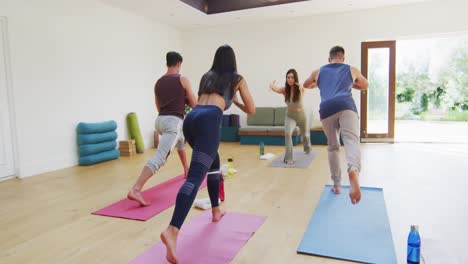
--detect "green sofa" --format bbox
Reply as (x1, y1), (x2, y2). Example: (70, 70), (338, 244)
(238, 107), (301, 145)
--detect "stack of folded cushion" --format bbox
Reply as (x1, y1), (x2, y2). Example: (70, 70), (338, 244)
(77, 120), (120, 165)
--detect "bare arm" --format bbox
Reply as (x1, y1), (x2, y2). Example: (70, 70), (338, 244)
(350, 67), (369, 90)
(233, 78), (256, 114)
(269, 80), (285, 94)
(303, 69), (320, 89)
(155, 94), (160, 112)
(180, 76), (197, 108)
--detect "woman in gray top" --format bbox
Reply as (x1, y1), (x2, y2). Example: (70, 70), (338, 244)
(270, 69), (311, 164)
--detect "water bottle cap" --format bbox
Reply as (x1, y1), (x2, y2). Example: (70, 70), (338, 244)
(228, 157), (233, 162)
(411, 225), (419, 232)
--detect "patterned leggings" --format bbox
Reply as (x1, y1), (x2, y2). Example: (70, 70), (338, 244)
(169, 105), (223, 229)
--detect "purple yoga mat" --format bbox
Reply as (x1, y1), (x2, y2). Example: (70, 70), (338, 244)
(130, 211), (266, 264)
(92, 174), (207, 221)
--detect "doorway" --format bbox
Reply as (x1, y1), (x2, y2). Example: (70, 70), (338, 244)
(0, 17), (16, 179)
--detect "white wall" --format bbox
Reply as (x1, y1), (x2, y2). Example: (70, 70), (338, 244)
(181, 0), (468, 126)
(0, 0), (182, 177)
(2, 0), (467, 177)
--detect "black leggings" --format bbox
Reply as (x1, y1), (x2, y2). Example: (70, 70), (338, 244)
(170, 105), (223, 229)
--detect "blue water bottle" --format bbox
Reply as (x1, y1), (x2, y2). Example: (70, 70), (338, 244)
(259, 142), (265, 156)
(407, 225), (421, 264)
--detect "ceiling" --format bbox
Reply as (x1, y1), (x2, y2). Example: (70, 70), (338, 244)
(100, 0), (433, 30)
(179, 0), (309, 14)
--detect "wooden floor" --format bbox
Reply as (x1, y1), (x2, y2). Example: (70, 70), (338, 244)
(0, 142), (467, 263)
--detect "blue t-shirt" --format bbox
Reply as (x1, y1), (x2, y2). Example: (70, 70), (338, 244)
(317, 63), (357, 119)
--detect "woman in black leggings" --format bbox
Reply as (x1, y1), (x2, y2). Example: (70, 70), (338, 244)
(160, 45), (256, 264)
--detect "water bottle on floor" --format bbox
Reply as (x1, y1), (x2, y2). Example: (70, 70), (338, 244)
(219, 173), (225, 201)
(259, 142), (265, 156)
(407, 225), (421, 264)
(227, 156), (234, 179)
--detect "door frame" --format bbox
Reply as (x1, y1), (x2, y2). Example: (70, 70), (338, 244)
(0, 16), (19, 180)
(360, 41), (396, 143)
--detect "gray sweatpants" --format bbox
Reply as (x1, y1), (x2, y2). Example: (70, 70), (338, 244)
(145, 115), (185, 173)
(284, 111), (311, 162)
(321, 110), (361, 185)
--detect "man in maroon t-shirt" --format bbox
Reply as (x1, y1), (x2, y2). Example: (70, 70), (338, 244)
(128, 51), (197, 206)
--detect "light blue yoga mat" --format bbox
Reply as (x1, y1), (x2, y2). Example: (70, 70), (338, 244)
(297, 185), (397, 264)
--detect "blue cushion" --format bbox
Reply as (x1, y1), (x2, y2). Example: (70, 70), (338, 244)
(77, 131), (117, 145)
(79, 149), (120, 166)
(77, 120), (117, 134)
(220, 127), (239, 142)
(79, 141), (117, 157)
(240, 135), (300, 145)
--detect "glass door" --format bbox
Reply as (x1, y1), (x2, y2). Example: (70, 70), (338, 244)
(361, 41), (396, 142)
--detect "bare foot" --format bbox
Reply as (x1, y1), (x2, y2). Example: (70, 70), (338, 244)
(284, 160), (294, 164)
(349, 170), (361, 205)
(305, 149), (311, 154)
(161, 227), (179, 264)
(211, 207), (226, 222)
(331, 185), (341, 194)
(127, 189), (151, 206)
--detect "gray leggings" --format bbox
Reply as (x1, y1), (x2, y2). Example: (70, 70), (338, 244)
(145, 115), (185, 173)
(284, 111), (311, 162)
(321, 110), (361, 185)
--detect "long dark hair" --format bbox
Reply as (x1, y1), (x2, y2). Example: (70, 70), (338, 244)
(284, 69), (300, 103)
(198, 45), (242, 97)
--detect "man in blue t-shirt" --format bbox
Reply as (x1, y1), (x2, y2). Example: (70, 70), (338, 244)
(303, 46), (368, 204)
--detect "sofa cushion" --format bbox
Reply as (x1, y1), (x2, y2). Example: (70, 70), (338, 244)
(274, 107), (287, 126)
(268, 126), (299, 133)
(239, 126), (269, 132)
(310, 123), (323, 131)
(247, 107), (275, 126)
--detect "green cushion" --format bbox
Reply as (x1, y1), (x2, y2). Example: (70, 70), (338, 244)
(247, 107), (275, 126)
(126, 112), (145, 153)
(274, 107), (287, 126)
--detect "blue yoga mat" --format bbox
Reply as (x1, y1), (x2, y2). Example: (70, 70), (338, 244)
(297, 185), (397, 264)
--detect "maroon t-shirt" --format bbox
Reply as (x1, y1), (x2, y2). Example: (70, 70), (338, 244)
(155, 74), (185, 119)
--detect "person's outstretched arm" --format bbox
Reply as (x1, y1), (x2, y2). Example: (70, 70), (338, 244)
(350, 67), (369, 90)
(233, 78), (256, 114)
(180, 76), (198, 108)
(303, 69), (320, 89)
(270, 80), (285, 94)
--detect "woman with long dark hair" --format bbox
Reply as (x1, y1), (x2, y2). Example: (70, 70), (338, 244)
(160, 45), (255, 264)
(270, 69), (311, 163)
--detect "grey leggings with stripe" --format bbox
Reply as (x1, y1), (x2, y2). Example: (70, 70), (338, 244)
(321, 110), (361, 185)
(145, 115), (185, 173)
(284, 111), (311, 162)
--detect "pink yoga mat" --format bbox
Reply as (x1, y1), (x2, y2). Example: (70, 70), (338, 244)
(92, 175), (207, 221)
(130, 211), (266, 264)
